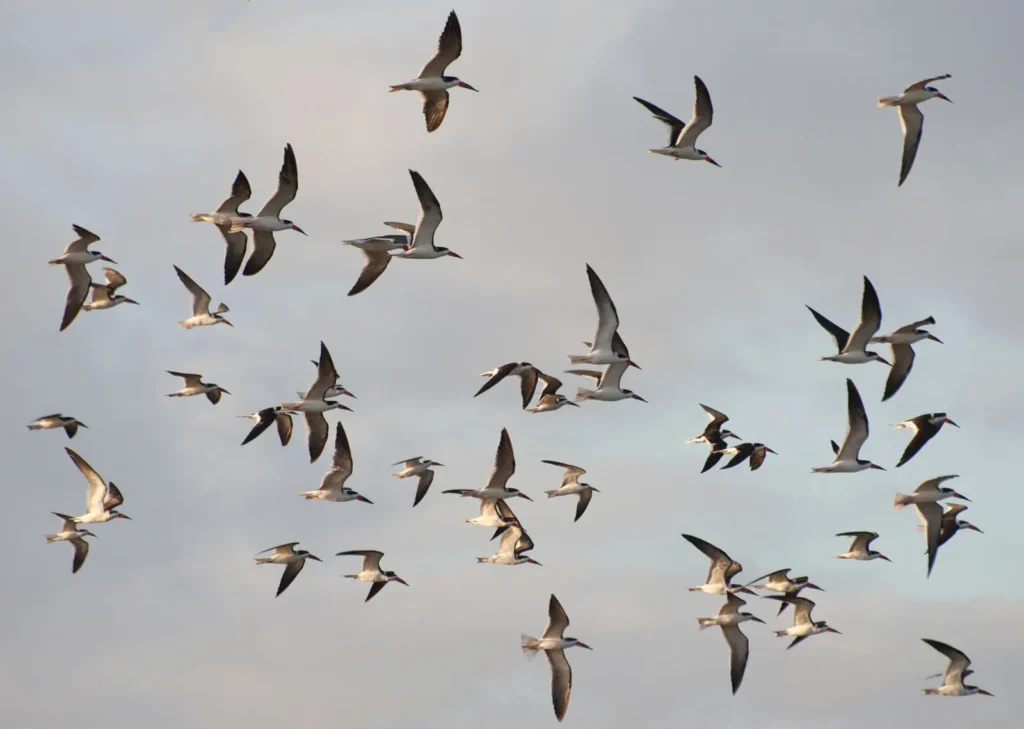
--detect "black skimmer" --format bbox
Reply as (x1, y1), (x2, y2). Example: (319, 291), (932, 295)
(696, 593), (764, 694)
(835, 532), (890, 562)
(477, 522), (540, 566)
(45, 513), (96, 574)
(682, 534), (756, 596)
(807, 276), (889, 365)
(634, 75), (720, 166)
(716, 442), (777, 471)
(568, 266), (638, 368)
(893, 475), (968, 509)
(343, 224), (414, 297)
(929, 503), (983, 550)
(699, 431), (732, 473)
(811, 379), (885, 473)
(306, 358), (356, 400)
(540, 460), (599, 522)
(920, 638), (993, 696)
(62, 448), (131, 523)
(685, 404), (741, 445)
(870, 316), (942, 401)
(521, 594), (591, 722)
(165, 371), (230, 404)
(894, 413), (959, 467)
(229, 143), (306, 276)
(877, 75), (952, 187)
(393, 170), (462, 261)
(279, 342), (353, 463)
(238, 407), (293, 447)
(745, 569), (823, 615)
(526, 374), (580, 413)
(82, 268), (138, 310)
(763, 595), (840, 649)
(569, 330), (645, 403)
(392, 458), (443, 507)
(49, 225), (115, 331)
(474, 362), (539, 409)
(299, 423), (372, 504)
(443, 428), (532, 502)
(27, 414), (87, 439)
(254, 543), (321, 597)
(337, 550), (408, 602)
(389, 10), (477, 132)
(189, 169), (253, 284)
(173, 266), (232, 328)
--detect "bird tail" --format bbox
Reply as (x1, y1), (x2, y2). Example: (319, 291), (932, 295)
(893, 493), (913, 509)
(389, 84), (411, 93)
(47, 257), (63, 266)
(45, 535), (61, 543)
(521, 634), (541, 659)
(188, 213), (210, 223)
(877, 95), (901, 108)
(342, 574), (360, 579)
(696, 618), (716, 630)
(254, 557), (273, 565)
(810, 467), (831, 474)
(683, 436), (703, 444)
(544, 490), (560, 498)
(228, 217), (249, 233)
(774, 630), (789, 638)
(574, 387), (595, 402)
(567, 354), (590, 365)
(298, 491), (318, 499)
(27, 424), (43, 431)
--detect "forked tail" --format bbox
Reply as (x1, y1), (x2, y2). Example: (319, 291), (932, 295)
(696, 618), (716, 630)
(520, 634), (541, 659)
(810, 467), (830, 474)
(893, 493), (912, 510)
(27, 424), (43, 431)
(254, 557), (273, 565)
(877, 95), (901, 108)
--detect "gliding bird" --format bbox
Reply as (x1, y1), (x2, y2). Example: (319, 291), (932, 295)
(540, 460), (599, 522)
(174, 266), (232, 328)
(807, 276), (889, 365)
(894, 413), (959, 467)
(696, 593), (765, 694)
(298, 423), (373, 504)
(279, 342), (353, 463)
(921, 638), (993, 697)
(764, 595), (841, 649)
(82, 268), (138, 311)
(835, 532), (891, 562)
(442, 428), (533, 502)
(521, 594), (591, 722)
(254, 542), (321, 597)
(27, 414), (87, 440)
(811, 379), (885, 473)
(62, 448), (131, 523)
(634, 76), (720, 166)
(49, 225), (115, 331)
(337, 550), (409, 602)
(165, 371), (230, 404)
(189, 170), (253, 284)
(392, 457), (444, 507)
(870, 316), (942, 401)
(877, 74), (952, 187)
(682, 534), (755, 596)
(45, 513), (96, 574)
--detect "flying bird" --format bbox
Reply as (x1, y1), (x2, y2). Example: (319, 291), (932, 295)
(764, 595), (841, 649)
(745, 569), (823, 616)
(165, 371), (230, 404)
(568, 266), (638, 367)
(337, 550), (409, 602)
(174, 266), (232, 328)
(27, 414), (87, 439)
(238, 407), (293, 447)
(877, 74), (952, 186)
(811, 379), (885, 473)
(254, 542), (321, 597)
(870, 316), (942, 401)
(477, 522), (541, 566)
(685, 404), (741, 444)
(696, 593), (765, 694)
(925, 504), (982, 550)
(682, 534), (755, 596)
(394, 170), (463, 261)
(716, 442), (777, 471)
(229, 143), (306, 276)
(189, 170), (253, 284)
(298, 423), (372, 504)
(49, 225), (115, 331)
(392, 457), (443, 507)
(389, 10), (477, 132)
(442, 428), (532, 502)
(62, 448), (131, 523)
(474, 362), (539, 409)
(541, 460), (599, 522)
(526, 374), (580, 413)
(921, 638), (993, 696)
(807, 276), (889, 365)
(634, 76), (720, 166)
(893, 475), (968, 510)
(894, 413), (959, 467)
(45, 513), (96, 574)
(279, 342), (354, 463)
(82, 268), (138, 311)
(344, 232), (408, 296)
(464, 497), (519, 529)
(835, 532), (891, 562)
(521, 594), (591, 722)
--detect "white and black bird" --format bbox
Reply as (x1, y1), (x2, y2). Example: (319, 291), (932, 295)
(49, 225), (115, 331)
(634, 76), (720, 166)
(871, 316), (942, 401)
(443, 428), (533, 502)
(812, 379), (886, 473)
(392, 457), (443, 507)
(45, 513), (96, 574)
(395, 170), (463, 262)
(526, 374), (580, 413)
(298, 423), (373, 504)
(521, 594), (592, 722)
(699, 431), (734, 473)
(82, 268), (138, 311)
(62, 448), (131, 523)
(894, 475), (969, 510)
(807, 276), (889, 365)
(229, 144), (306, 276)
(474, 362), (539, 409)
(568, 266), (639, 368)
(174, 266), (232, 328)
(685, 404), (741, 445)
(929, 504), (983, 551)
(745, 569), (824, 616)
(238, 407), (293, 447)
(764, 595), (841, 649)
(337, 550), (409, 602)
(716, 442), (777, 471)
(305, 358), (356, 400)
(254, 543), (322, 597)
(696, 593), (765, 694)
(189, 169), (253, 284)
(682, 534), (756, 596)
(877, 75), (952, 187)
(165, 371), (230, 404)
(279, 342), (354, 463)
(835, 532), (891, 562)
(541, 460), (599, 522)
(389, 10), (477, 132)
(894, 413), (959, 467)
(921, 639), (993, 697)
(27, 414), (88, 439)
(477, 522), (541, 566)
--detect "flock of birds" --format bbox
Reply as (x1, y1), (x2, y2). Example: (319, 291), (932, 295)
(29, 8), (992, 723)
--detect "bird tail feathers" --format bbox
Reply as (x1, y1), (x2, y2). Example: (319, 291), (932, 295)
(774, 629), (789, 638)
(697, 618), (716, 630)
(877, 96), (901, 108)
(574, 387), (595, 402)
(567, 354), (590, 365)
(544, 490), (560, 498)
(893, 493), (912, 509)
(45, 535), (60, 543)
(521, 634), (541, 659)
(389, 84), (411, 93)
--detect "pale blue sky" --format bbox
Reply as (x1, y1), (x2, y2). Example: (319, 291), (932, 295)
(2, 1), (1021, 726)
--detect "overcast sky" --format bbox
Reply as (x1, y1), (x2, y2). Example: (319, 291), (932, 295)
(2, 0), (1022, 726)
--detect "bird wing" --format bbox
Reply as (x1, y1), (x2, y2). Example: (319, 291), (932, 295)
(337, 550), (385, 573)
(898, 104), (924, 187)
(896, 419), (939, 468)
(542, 594), (570, 639)
(485, 428), (516, 491)
(305, 413), (329, 464)
(275, 411), (293, 446)
(243, 230), (277, 277)
(61, 264), (91, 331)
(806, 305), (850, 354)
(597, 362), (628, 391)
(207, 389), (225, 405)
(174, 266), (211, 316)
(304, 341), (338, 401)
(882, 343), (915, 402)
(518, 367), (539, 409)
(88, 283), (112, 305)
(496, 523), (524, 556)
(365, 581), (387, 602)
(837, 531), (876, 553)
(320, 422), (354, 490)
(720, 444), (753, 470)
(720, 592), (746, 615)
(915, 501), (944, 577)
(257, 143), (298, 218)
(412, 470), (435, 507)
(64, 224), (101, 254)
(541, 460), (586, 487)
(904, 74), (951, 92)
(682, 534), (733, 585)
(564, 368), (603, 381)
(921, 638), (970, 687)
(241, 409), (277, 446)
(256, 542), (299, 556)
(102, 267), (127, 291)
(494, 498), (517, 523)
(585, 264), (620, 352)
(473, 362), (516, 398)
(749, 447), (767, 471)
(844, 276), (883, 353)
(418, 10), (463, 78)
(392, 457), (423, 467)
(914, 474), (960, 494)
(348, 249), (393, 296)
(537, 373), (563, 399)
(700, 404), (729, 427)
(103, 482), (125, 510)
(721, 624), (750, 695)
(420, 90), (451, 134)
(408, 170), (443, 251)
(66, 448), (107, 514)
(676, 75), (714, 149)
(276, 559), (306, 597)
(632, 96), (685, 147)
(220, 228), (248, 285)
(215, 170), (253, 214)
(547, 648), (573, 722)
(574, 489), (594, 522)
(71, 538), (90, 574)
(837, 379), (869, 461)
(783, 595), (815, 625)
(167, 371), (204, 388)
(384, 221), (417, 235)
(701, 446), (726, 473)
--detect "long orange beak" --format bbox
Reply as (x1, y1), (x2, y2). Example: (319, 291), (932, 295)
(937, 92), (952, 103)
(705, 157), (721, 167)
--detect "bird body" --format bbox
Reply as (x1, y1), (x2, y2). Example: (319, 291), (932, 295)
(299, 423), (372, 503)
(174, 266), (232, 328)
(337, 550), (408, 601)
(921, 638), (993, 697)
(812, 379), (885, 473)
(62, 448), (131, 523)
(568, 266), (637, 368)
(27, 414), (87, 439)
(835, 531), (890, 562)
(634, 76), (720, 166)
(682, 534), (755, 596)
(877, 75), (952, 186)
(165, 371), (229, 404)
(894, 413), (959, 467)
(763, 595), (840, 649)
(45, 513), (96, 573)
(521, 595), (591, 722)
(254, 542), (321, 597)
(541, 460), (598, 521)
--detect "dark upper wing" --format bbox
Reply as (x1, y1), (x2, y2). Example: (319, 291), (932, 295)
(898, 104), (924, 187)
(421, 90), (451, 134)
(276, 412), (293, 446)
(257, 143), (299, 218)
(720, 444), (753, 470)
(412, 470), (435, 507)
(220, 228), (248, 285)
(418, 10), (463, 78)
(519, 367), (539, 409)
(574, 489), (594, 522)
(896, 421), (938, 468)
(276, 559), (306, 597)
(306, 413), (329, 464)
(348, 250), (392, 296)
(243, 230), (277, 277)
(883, 343), (915, 402)
(633, 96), (685, 147)
(241, 409), (277, 446)
(103, 482), (125, 510)
(547, 649), (572, 722)
(71, 539), (90, 574)
(474, 363), (516, 398)
(365, 581), (387, 602)
(330, 422), (354, 480)
(806, 305), (850, 353)
(749, 448), (767, 471)
(61, 264), (91, 332)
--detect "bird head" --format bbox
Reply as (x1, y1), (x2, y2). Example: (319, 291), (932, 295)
(386, 572), (409, 586)
(698, 151), (721, 167)
(960, 521), (983, 533)
(868, 351), (891, 366)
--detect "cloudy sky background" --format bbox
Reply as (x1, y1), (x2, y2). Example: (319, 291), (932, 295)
(2, 0), (1022, 726)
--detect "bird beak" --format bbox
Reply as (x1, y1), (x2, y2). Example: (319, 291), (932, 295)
(589, 487), (601, 493)
(395, 577), (409, 586)
(705, 156), (721, 167)
(952, 492), (970, 502)
(937, 92), (952, 103)
(117, 513), (132, 520)
(806, 583), (824, 591)
(220, 319), (234, 327)
(309, 555), (323, 562)
(518, 492), (534, 502)
(527, 558), (542, 566)
(738, 587), (757, 595)
(125, 298), (140, 305)
(340, 404), (355, 412)
(447, 251), (463, 259)
(431, 462), (445, 467)
(292, 225), (307, 235)
(343, 391), (357, 399)
(751, 617), (766, 624)
(967, 523), (983, 533)
(978, 689), (994, 696)
(626, 359), (641, 370)
(631, 394), (648, 403)
(576, 642), (593, 650)
(357, 495), (374, 504)
(79, 423), (90, 429)
(766, 448), (778, 455)
(927, 334), (943, 343)
(876, 356), (892, 366)
(567, 401), (581, 407)
(101, 255), (118, 263)
(870, 463), (886, 470)
(727, 432), (741, 440)
(880, 555), (892, 562)
(86, 531), (98, 538)
(945, 418), (960, 428)
(219, 388), (231, 395)
(458, 82), (478, 91)
(827, 627), (842, 634)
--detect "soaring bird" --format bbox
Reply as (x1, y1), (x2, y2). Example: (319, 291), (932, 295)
(921, 638), (993, 697)
(696, 593), (765, 694)
(877, 74), (952, 186)
(811, 379), (885, 473)
(894, 413), (959, 467)
(807, 276), (889, 365)
(254, 543), (321, 597)
(82, 268), (138, 311)
(521, 594), (592, 722)
(189, 169), (253, 284)
(49, 225), (115, 331)
(764, 595), (841, 649)
(634, 76), (720, 166)
(870, 316), (942, 401)
(337, 550), (409, 602)
(540, 460), (599, 522)
(45, 513), (96, 574)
